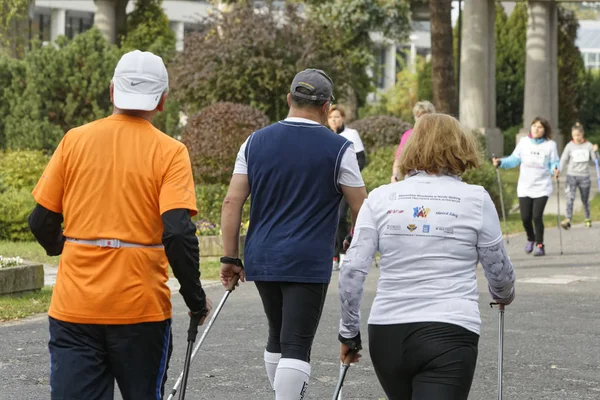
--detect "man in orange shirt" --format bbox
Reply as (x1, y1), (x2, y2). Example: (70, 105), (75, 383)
(28, 50), (211, 400)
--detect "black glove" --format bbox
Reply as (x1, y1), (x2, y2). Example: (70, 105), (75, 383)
(338, 333), (362, 351)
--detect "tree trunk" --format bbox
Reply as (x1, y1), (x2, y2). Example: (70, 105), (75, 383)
(429, 0), (457, 116)
(115, 0), (129, 46)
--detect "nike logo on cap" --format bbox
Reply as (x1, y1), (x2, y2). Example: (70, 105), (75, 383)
(130, 81), (144, 86)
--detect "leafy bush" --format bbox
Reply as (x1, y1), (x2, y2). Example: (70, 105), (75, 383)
(0, 56), (26, 149)
(171, 2), (407, 121)
(416, 59), (433, 106)
(182, 102), (269, 185)
(463, 161), (516, 218)
(0, 188), (35, 241)
(4, 28), (121, 151)
(503, 125), (520, 156)
(361, 145), (395, 192)
(348, 115), (411, 152)
(579, 70), (600, 135)
(120, 0), (176, 62)
(0, 150), (49, 192)
(359, 55), (433, 123)
(153, 98), (183, 138)
(195, 183), (251, 236)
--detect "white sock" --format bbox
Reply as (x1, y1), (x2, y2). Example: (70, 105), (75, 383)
(274, 358), (311, 400)
(264, 350), (282, 390)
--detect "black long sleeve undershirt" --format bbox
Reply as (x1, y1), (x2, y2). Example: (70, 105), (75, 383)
(161, 208), (207, 313)
(28, 204), (65, 256)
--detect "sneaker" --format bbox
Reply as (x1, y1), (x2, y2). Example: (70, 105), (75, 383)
(561, 218), (571, 230)
(525, 241), (535, 254)
(332, 258), (340, 271)
(533, 244), (545, 257)
(339, 254), (346, 270)
(585, 219), (592, 228)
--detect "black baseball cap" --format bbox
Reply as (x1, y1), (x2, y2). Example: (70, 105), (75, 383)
(290, 69), (335, 102)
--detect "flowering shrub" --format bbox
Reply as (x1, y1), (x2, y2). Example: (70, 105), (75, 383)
(195, 220), (250, 237)
(0, 256), (23, 268)
(196, 220), (221, 237)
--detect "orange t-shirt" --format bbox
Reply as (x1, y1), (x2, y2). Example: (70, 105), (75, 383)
(32, 114), (198, 324)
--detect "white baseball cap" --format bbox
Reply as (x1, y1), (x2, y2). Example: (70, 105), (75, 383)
(112, 50), (169, 111)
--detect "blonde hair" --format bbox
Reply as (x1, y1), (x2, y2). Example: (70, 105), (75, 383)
(412, 101), (436, 118)
(328, 104), (345, 118)
(399, 113), (481, 176)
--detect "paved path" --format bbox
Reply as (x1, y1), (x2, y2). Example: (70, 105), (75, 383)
(2, 223), (599, 399)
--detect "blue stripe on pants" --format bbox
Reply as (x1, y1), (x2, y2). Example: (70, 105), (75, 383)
(156, 319), (172, 400)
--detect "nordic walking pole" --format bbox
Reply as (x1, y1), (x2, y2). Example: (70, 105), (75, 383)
(490, 302), (505, 400)
(168, 275), (241, 400)
(594, 151), (600, 194)
(493, 154), (509, 245)
(556, 175), (563, 255)
(178, 311), (203, 400)
(332, 349), (358, 400)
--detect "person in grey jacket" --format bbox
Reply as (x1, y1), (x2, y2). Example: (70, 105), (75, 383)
(559, 122), (599, 229)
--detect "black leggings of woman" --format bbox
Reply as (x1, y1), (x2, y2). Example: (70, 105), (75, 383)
(369, 322), (479, 400)
(519, 196), (549, 244)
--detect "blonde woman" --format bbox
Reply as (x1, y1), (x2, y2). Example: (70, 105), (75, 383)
(391, 100), (436, 182)
(339, 114), (515, 400)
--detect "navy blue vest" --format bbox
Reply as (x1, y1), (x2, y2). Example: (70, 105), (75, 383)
(243, 120), (351, 283)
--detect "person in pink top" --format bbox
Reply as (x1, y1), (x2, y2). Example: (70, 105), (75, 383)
(391, 100), (436, 182)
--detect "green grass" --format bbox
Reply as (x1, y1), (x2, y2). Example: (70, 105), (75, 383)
(198, 258), (221, 281)
(502, 191), (600, 234)
(0, 287), (53, 321)
(0, 241), (59, 265)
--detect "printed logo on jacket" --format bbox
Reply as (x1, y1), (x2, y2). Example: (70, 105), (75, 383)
(384, 192), (461, 238)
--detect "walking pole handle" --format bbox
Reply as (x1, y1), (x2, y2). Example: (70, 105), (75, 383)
(342, 349), (358, 367)
(226, 274), (241, 292)
(490, 302), (505, 311)
(187, 312), (203, 342)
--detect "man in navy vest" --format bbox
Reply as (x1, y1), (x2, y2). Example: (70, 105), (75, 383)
(219, 69), (367, 399)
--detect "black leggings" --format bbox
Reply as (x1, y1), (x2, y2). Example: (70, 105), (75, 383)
(368, 322), (479, 400)
(519, 196), (549, 244)
(255, 281), (328, 362)
(335, 197), (350, 259)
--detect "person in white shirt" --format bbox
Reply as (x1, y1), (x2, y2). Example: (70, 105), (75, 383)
(493, 117), (560, 256)
(328, 105), (366, 271)
(338, 113), (515, 400)
(220, 69), (367, 400)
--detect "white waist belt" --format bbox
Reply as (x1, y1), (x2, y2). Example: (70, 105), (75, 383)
(66, 238), (164, 249)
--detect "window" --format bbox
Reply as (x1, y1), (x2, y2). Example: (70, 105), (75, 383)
(66, 13), (93, 39)
(374, 46), (386, 89)
(29, 14), (51, 42)
(583, 51), (600, 70)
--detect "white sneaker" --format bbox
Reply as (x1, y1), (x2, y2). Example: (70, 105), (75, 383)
(332, 259), (340, 271)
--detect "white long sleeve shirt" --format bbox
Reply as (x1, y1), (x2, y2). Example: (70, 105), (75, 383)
(339, 173), (515, 338)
